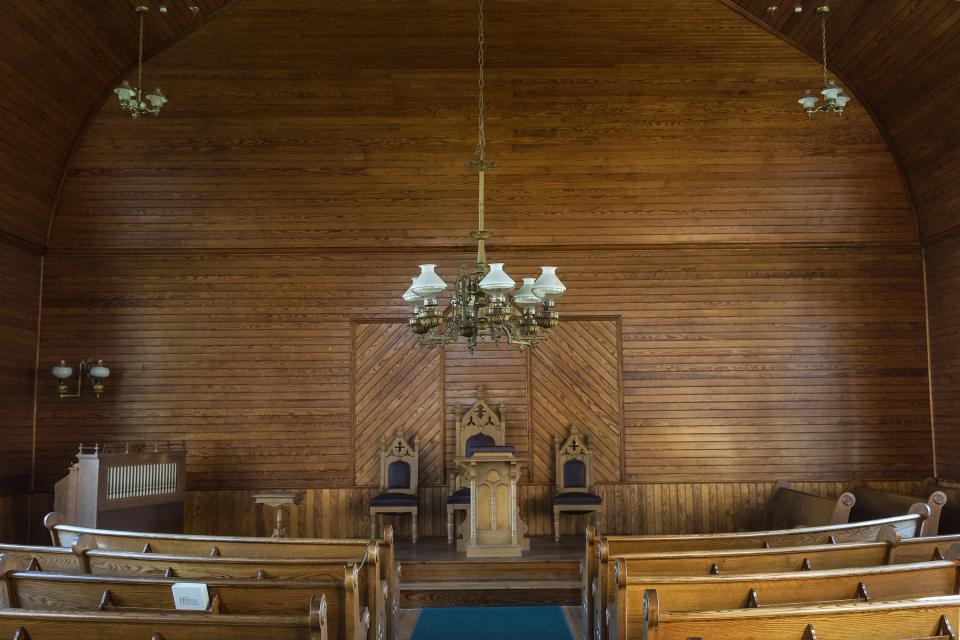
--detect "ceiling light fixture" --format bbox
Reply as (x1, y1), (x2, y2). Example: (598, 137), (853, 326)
(114, 5), (167, 119)
(402, 0), (566, 351)
(798, 5), (851, 117)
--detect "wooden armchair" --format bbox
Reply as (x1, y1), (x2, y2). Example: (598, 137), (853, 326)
(552, 425), (601, 541)
(369, 428), (419, 543)
(446, 384), (507, 544)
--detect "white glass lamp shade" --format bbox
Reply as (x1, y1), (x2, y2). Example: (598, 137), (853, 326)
(532, 266), (566, 301)
(146, 88), (167, 110)
(402, 278), (423, 308)
(52, 361), (73, 380)
(835, 93), (851, 109)
(821, 82), (841, 102)
(115, 81), (136, 103)
(798, 91), (819, 111)
(89, 361), (110, 379)
(512, 278), (541, 310)
(411, 264), (448, 298)
(479, 263), (516, 296)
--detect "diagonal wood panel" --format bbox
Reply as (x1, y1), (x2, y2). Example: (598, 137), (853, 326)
(530, 319), (623, 484)
(353, 322), (443, 486)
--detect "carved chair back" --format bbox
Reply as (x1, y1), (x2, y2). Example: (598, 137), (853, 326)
(379, 428), (419, 495)
(449, 385), (506, 492)
(554, 425), (594, 493)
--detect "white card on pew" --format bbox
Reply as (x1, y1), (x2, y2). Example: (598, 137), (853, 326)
(172, 582), (210, 610)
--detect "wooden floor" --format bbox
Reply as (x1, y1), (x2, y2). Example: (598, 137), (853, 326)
(396, 536), (583, 609)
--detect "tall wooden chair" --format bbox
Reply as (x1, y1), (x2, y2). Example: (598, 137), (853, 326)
(369, 428), (420, 543)
(446, 384), (507, 544)
(552, 425), (601, 541)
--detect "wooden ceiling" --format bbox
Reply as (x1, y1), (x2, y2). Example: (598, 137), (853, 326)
(0, 0), (958, 249)
(726, 0), (960, 242)
(0, 0), (234, 251)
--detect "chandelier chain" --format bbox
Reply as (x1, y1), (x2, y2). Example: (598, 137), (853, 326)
(476, 0), (486, 162)
(820, 8), (828, 87)
(137, 10), (145, 100)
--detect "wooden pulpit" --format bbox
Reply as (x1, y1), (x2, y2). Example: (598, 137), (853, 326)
(454, 447), (529, 557)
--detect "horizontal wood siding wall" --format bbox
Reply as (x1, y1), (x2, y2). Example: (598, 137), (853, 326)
(37, 248), (931, 490)
(184, 480), (925, 538)
(926, 238), (960, 480)
(0, 242), (39, 496)
(33, 0), (933, 535)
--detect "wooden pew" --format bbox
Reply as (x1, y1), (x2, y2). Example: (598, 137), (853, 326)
(920, 478), (960, 535)
(631, 595), (960, 640)
(0, 601), (329, 640)
(612, 559), (960, 640)
(0, 545), (83, 575)
(583, 512), (928, 640)
(46, 513), (398, 640)
(763, 481), (856, 529)
(0, 558), (366, 640)
(67, 537), (385, 640)
(847, 481), (947, 537)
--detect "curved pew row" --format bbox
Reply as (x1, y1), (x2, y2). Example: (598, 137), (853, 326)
(611, 560), (960, 640)
(846, 482), (948, 537)
(44, 513), (397, 640)
(0, 563), (367, 640)
(583, 511), (930, 640)
(635, 595), (960, 640)
(0, 602), (329, 640)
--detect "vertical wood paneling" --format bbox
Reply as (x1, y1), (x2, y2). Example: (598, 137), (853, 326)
(353, 321), (443, 485)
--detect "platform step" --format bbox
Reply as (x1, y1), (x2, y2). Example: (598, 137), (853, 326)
(400, 579), (581, 608)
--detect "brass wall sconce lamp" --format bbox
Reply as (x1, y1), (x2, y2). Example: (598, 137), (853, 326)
(52, 359), (111, 399)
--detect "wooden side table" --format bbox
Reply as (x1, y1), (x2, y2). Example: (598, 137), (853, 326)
(253, 491), (302, 538)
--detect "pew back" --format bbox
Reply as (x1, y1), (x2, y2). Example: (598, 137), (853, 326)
(1, 569), (363, 640)
(765, 481), (855, 529)
(848, 483), (946, 537)
(0, 604), (328, 640)
(636, 595), (960, 640)
(0, 546), (82, 575)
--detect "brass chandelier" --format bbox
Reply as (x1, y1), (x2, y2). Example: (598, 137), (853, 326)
(114, 5), (168, 119)
(798, 5), (851, 117)
(402, 0), (566, 351)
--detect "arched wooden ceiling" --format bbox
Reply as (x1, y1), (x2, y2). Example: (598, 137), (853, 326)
(0, 0), (234, 251)
(0, 0), (957, 250)
(726, 0), (960, 243)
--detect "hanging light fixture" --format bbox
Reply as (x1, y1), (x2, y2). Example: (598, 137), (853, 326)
(114, 5), (167, 119)
(798, 5), (851, 117)
(402, 0), (566, 351)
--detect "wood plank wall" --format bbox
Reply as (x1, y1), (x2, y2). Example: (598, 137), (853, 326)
(181, 480), (925, 538)
(31, 0), (934, 534)
(926, 238), (960, 479)
(0, 242), (39, 496)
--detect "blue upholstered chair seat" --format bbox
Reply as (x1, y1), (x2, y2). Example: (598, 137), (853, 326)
(553, 491), (602, 506)
(369, 492), (418, 507)
(446, 487), (471, 505)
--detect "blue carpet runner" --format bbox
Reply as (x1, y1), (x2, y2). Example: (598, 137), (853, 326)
(411, 606), (572, 640)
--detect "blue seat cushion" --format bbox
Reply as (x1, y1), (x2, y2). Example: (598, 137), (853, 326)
(370, 492), (418, 507)
(563, 460), (587, 488)
(553, 491), (602, 506)
(446, 487), (471, 505)
(387, 460), (411, 490)
(465, 433), (496, 457)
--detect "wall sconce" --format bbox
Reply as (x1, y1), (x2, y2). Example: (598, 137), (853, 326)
(52, 359), (111, 399)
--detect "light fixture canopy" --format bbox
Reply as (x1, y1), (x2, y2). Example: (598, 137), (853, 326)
(114, 6), (167, 119)
(402, 0), (566, 351)
(798, 5), (852, 118)
(53, 358), (111, 399)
